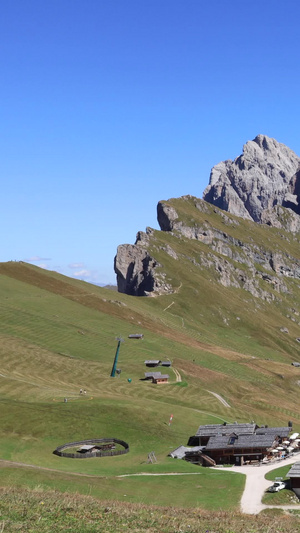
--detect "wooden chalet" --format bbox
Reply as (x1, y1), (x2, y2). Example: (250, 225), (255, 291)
(287, 462), (300, 498)
(187, 423), (292, 465)
(153, 374), (169, 384)
(144, 371), (169, 384)
(205, 433), (277, 465)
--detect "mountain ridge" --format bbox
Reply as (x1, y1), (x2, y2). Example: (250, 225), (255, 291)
(115, 135), (300, 299)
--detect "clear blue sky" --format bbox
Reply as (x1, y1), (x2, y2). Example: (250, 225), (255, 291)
(1, 0), (299, 285)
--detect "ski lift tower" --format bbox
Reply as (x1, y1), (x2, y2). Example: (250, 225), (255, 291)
(110, 337), (124, 377)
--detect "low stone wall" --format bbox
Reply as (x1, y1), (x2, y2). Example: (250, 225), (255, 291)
(53, 438), (129, 459)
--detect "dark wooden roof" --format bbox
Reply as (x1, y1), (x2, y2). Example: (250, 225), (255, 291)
(256, 427), (290, 438)
(145, 372), (162, 379)
(196, 423), (256, 437)
(287, 462), (300, 478)
(205, 433), (276, 450)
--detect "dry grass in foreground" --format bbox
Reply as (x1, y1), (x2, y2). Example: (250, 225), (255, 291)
(0, 487), (299, 532)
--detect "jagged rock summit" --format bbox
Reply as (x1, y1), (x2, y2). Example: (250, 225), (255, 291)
(203, 134), (300, 224)
(114, 135), (300, 297)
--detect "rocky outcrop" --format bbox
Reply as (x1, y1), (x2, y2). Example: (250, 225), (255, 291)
(114, 229), (173, 296)
(114, 244), (155, 296)
(115, 192), (300, 297)
(203, 135), (300, 224)
(156, 197), (300, 299)
(157, 202), (179, 231)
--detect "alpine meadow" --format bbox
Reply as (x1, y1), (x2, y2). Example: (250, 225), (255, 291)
(2, 135), (300, 531)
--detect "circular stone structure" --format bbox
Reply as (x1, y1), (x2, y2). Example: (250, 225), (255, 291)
(53, 438), (129, 458)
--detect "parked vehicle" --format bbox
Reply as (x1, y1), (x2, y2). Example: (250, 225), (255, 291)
(268, 481), (286, 492)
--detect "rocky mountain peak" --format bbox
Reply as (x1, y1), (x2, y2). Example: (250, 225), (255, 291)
(114, 135), (300, 297)
(203, 134), (300, 223)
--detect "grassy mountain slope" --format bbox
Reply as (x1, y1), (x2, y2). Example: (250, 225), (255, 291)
(1, 487), (299, 532)
(0, 488), (299, 533)
(1, 198), (300, 511)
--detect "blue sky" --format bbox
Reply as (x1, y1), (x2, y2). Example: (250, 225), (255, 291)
(1, 0), (299, 285)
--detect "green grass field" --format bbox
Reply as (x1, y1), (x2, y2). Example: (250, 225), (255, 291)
(1, 486), (299, 533)
(1, 199), (300, 520)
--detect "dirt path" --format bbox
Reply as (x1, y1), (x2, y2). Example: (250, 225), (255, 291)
(0, 459), (103, 478)
(215, 455), (300, 514)
(173, 367), (182, 382)
(206, 390), (231, 408)
(0, 459), (204, 480)
(117, 472), (203, 477)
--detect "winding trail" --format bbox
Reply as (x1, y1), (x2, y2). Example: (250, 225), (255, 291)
(0, 459), (104, 478)
(214, 455), (300, 514)
(117, 472), (202, 477)
(173, 367), (182, 382)
(206, 390), (231, 408)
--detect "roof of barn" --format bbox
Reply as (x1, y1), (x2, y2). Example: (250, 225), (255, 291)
(205, 433), (276, 450)
(255, 427), (290, 437)
(287, 462), (300, 478)
(144, 372), (162, 379)
(196, 423), (256, 437)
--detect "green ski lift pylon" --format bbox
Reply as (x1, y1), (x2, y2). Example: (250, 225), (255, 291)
(110, 337), (124, 377)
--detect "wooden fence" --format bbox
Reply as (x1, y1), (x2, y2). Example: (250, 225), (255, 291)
(53, 438), (129, 458)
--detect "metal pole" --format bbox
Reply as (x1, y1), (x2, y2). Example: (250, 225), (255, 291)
(110, 338), (122, 377)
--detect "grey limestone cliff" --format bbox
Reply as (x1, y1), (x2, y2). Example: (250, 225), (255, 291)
(203, 134), (300, 226)
(114, 229), (173, 296)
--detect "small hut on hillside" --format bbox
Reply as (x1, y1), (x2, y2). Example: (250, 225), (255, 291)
(144, 360), (161, 367)
(153, 374), (169, 384)
(144, 371), (169, 384)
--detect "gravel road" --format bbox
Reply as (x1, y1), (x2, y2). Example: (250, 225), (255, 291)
(215, 455), (300, 514)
